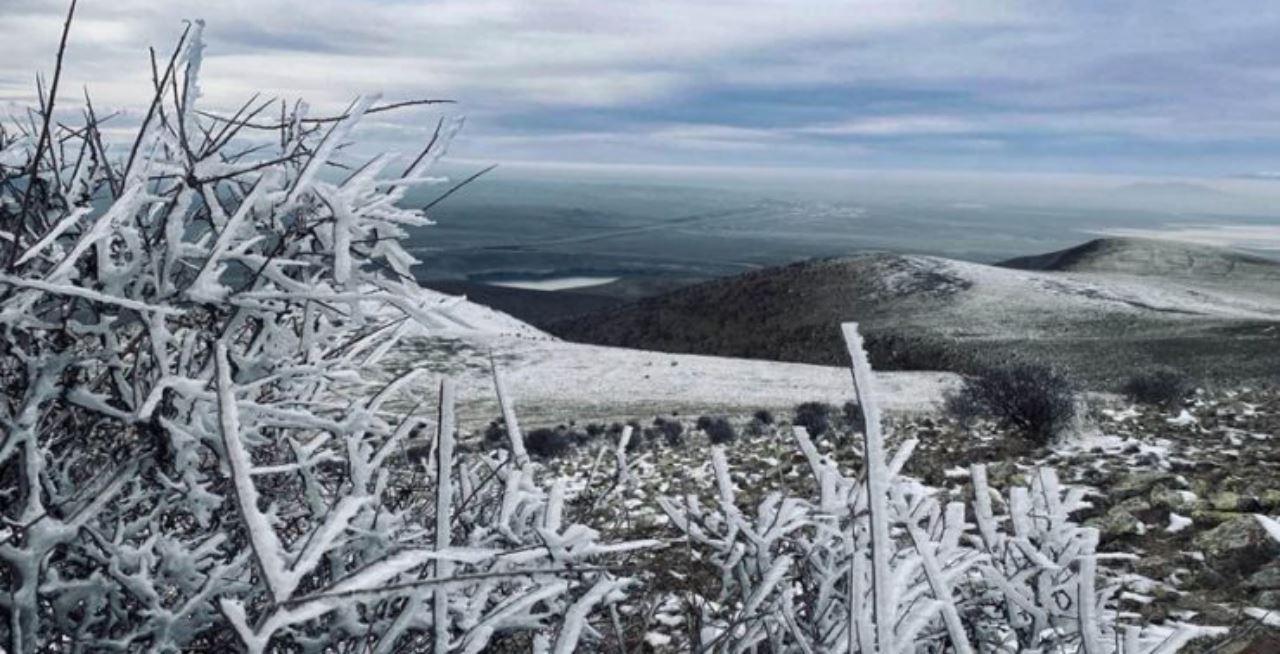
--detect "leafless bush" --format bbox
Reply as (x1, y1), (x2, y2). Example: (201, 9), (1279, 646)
(651, 416), (685, 447)
(1122, 366), (1193, 408)
(946, 360), (1077, 444)
(702, 416), (736, 445)
(658, 323), (1220, 653)
(525, 427), (574, 459)
(0, 16), (650, 651)
(792, 401), (834, 436)
(842, 399), (864, 429)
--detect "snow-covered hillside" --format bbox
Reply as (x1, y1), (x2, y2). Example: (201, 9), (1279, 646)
(380, 332), (958, 424)
(550, 238), (1280, 384)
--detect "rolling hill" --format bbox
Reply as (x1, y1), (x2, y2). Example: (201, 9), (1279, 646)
(1000, 237), (1280, 279)
(548, 238), (1280, 386)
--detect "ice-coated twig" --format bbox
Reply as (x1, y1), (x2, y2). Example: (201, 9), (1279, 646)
(434, 377), (457, 654)
(841, 321), (895, 653)
(491, 355), (530, 469)
(215, 341), (290, 602)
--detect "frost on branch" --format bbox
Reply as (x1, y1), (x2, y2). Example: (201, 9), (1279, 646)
(658, 323), (1223, 653)
(0, 22), (650, 652)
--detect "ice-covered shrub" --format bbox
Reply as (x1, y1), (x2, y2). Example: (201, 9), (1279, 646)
(0, 19), (650, 651)
(946, 360), (1077, 444)
(1122, 366), (1192, 408)
(659, 323), (1219, 653)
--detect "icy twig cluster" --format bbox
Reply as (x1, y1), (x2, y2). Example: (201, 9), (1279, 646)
(659, 322), (1220, 653)
(0, 19), (650, 652)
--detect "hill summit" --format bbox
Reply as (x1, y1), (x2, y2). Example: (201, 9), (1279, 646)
(999, 237), (1280, 279)
(549, 238), (1280, 385)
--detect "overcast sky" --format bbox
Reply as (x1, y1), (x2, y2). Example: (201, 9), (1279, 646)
(4, 0), (1280, 177)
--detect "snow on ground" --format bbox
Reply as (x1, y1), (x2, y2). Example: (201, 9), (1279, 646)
(374, 280), (958, 425)
(919, 255), (1280, 327)
(381, 333), (958, 424)
(1100, 226), (1280, 252)
(498, 390), (1276, 652)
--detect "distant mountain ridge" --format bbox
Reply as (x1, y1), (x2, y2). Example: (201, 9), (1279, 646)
(548, 238), (1280, 385)
(999, 237), (1280, 279)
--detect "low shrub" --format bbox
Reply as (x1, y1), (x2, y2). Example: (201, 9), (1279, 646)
(747, 411), (773, 437)
(946, 361), (1077, 444)
(484, 418), (507, 444)
(841, 401), (864, 430)
(699, 417), (735, 445)
(624, 420), (644, 451)
(865, 332), (967, 372)
(793, 401), (833, 437)
(1122, 367), (1192, 408)
(653, 417), (685, 447)
(525, 427), (573, 459)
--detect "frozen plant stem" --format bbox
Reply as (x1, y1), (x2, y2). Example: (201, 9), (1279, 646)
(841, 322), (894, 653)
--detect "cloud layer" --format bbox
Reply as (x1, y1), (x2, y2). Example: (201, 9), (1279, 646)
(4, 0), (1280, 175)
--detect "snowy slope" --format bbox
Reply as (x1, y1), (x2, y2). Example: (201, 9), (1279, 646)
(378, 285), (955, 424)
(915, 255), (1280, 336)
(400, 286), (550, 338)
(379, 334), (957, 425)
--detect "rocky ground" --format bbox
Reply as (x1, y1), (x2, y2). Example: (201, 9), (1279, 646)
(468, 384), (1280, 652)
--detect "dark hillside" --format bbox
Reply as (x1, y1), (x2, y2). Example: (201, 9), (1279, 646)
(550, 240), (1280, 386)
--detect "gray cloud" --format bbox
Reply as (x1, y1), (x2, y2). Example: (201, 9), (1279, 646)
(3, 1), (1280, 175)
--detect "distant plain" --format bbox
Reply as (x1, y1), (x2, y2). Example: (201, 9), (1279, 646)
(408, 167), (1280, 285)
(407, 167), (1280, 328)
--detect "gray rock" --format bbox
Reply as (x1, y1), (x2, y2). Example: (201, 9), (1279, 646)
(1114, 472), (1178, 501)
(1209, 491), (1262, 513)
(1090, 508), (1141, 542)
(1192, 516), (1280, 577)
(1150, 487), (1195, 512)
(1246, 562), (1280, 590)
(1256, 590), (1280, 610)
